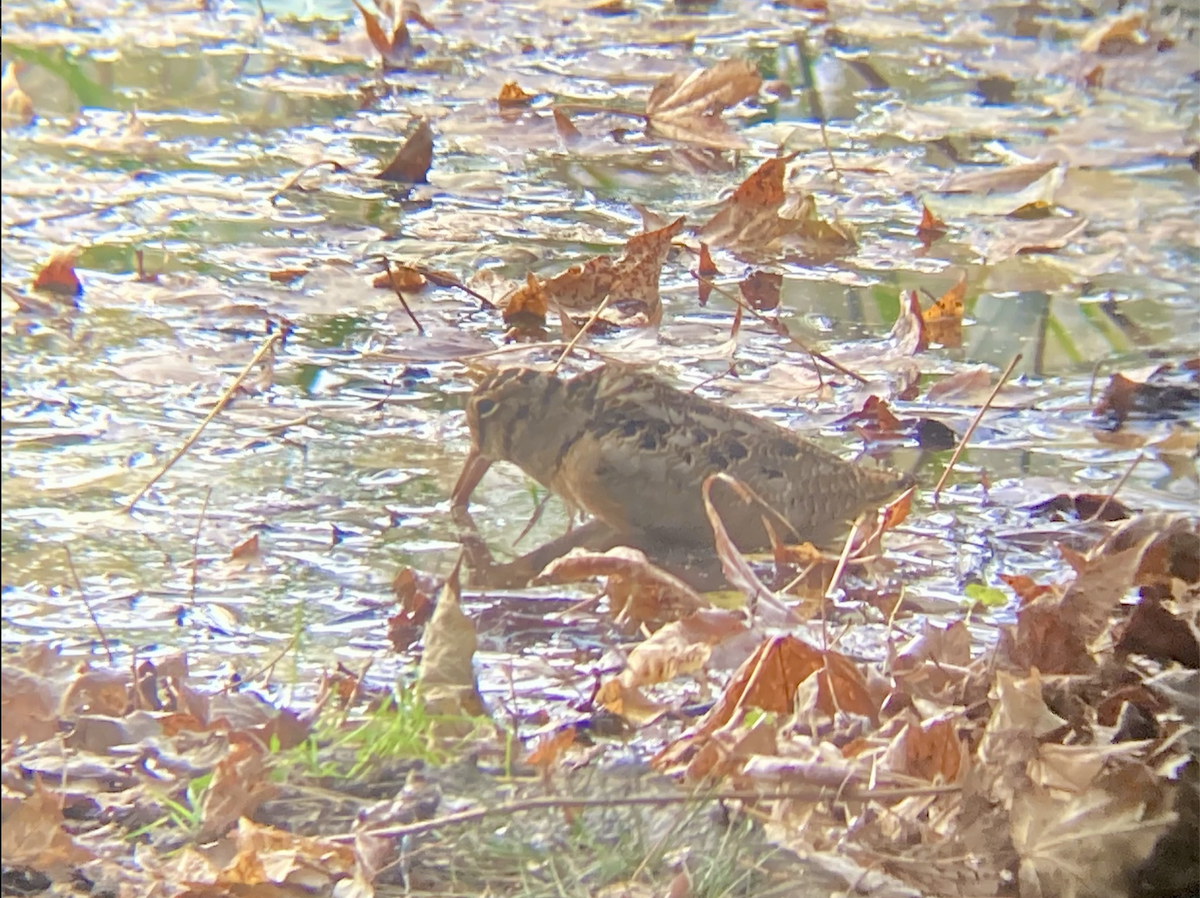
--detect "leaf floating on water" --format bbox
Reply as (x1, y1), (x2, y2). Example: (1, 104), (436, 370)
(696, 241), (718, 305)
(916, 203), (947, 245)
(645, 57), (762, 150)
(353, 0), (410, 66)
(699, 154), (855, 258)
(501, 272), (549, 338)
(738, 270), (781, 311)
(921, 274), (965, 348)
(32, 250), (83, 299)
(497, 81), (535, 108)
(552, 107), (581, 144)
(376, 118), (433, 183)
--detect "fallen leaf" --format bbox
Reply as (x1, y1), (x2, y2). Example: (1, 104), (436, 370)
(644, 57), (762, 149)
(921, 274), (965, 348)
(525, 725), (576, 771)
(353, 0), (410, 66)
(553, 108), (582, 143)
(268, 268), (308, 284)
(535, 546), (707, 627)
(888, 289), (927, 354)
(372, 264), (427, 291)
(917, 203), (946, 245)
(32, 250), (83, 298)
(0, 778), (93, 869)
(699, 155), (854, 258)
(498, 80), (535, 108)
(199, 742), (277, 840)
(1081, 10), (1147, 55)
(739, 270), (782, 311)
(377, 118), (433, 183)
(501, 272), (549, 336)
(416, 556), (486, 719)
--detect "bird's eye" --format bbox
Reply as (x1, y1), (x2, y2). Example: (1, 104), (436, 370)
(476, 398), (498, 417)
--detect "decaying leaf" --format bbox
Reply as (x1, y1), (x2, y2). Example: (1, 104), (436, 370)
(696, 241), (719, 305)
(32, 250), (83, 298)
(504, 216), (686, 332)
(917, 203), (947, 245)
(498, 81), (535, 108)
(1081, 10), (1148, 55)
(377, 118), (433, 183)
(699, 155), (855, 258)
(553, 107), (582, 143)
(416, 556), (486, 720)
(534, 545), (707, 627)
(739, 270), (782, 311)
(353, 0), (410, 66)
(645, 57), (762, 149)
(921, 274), (965, 348)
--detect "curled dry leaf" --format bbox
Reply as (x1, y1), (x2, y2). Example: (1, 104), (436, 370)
(889, 289), (927, 355)
(501, 272), (549, 336)
(498, 80), (535, 108)
(353, 0), (411, 66)
(372, 263), (427, 291)
(644, 57), (762, 150)
(377, 118), (433, 183)
(32, 250), (83, 298)
(921, 274), (966, 348)
(534, 545), (707, 627)
(696, 241), (718, 305)
(619, 607), (748, 688)
(917, 203), (947, 245)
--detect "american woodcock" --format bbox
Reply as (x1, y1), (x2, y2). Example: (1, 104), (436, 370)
(452, 365), (914, 553)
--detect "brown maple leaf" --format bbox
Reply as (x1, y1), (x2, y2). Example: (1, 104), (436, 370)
(644, 58), (762, 150)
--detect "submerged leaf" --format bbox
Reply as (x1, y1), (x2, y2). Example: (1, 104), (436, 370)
(645, 58), (762, 149)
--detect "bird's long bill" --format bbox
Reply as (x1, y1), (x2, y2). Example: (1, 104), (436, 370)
(451, 449), (493, 508)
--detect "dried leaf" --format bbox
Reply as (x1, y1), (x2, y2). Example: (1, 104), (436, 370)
(498, 80), (535, 108)
(525, 726), (576, 770)
(416, 557), (486, 718)
(699, 155), (855, 257)
(502, 272), (549, 334)
(377, 118), (433, 183)
(32, 250), (83, 298)
(645, 58), (762, 149)
(535, 546), (707, 627)
(921, 274), (965, 348)
(353, 0), (410, 65)
(1081, 11), (1147, 55)
(697, 241), (718, 305)
(889, 289), (927, 355)
(739, 270), (781, 311)
(917, 203), (947, 245)
(553, 108), (582, 143)
(540, 216), (685, 325)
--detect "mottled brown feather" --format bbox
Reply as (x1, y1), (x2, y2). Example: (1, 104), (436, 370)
(460, 365), (914, 552)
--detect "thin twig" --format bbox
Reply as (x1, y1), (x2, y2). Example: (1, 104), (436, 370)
(822, 518), (863, 649)
(1085, 451), (1144, 524)
(332, 784), (959, 844)
(189, 487), (213, 609)
(382, 257), (425, 335)
(552, 291), (615, 372)
(690, 270), (867, 384)
(269, 160), (349, 205)
(125, 332), (282, 513)
(64, 547), (114, 665)
(932, 353), (1022, 502)
(216, 631), (300, 697)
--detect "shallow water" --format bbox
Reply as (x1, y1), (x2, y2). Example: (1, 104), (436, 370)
(3, 0), (1197, 704)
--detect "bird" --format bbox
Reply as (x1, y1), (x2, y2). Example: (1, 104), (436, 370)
(452, 364), (914, 555)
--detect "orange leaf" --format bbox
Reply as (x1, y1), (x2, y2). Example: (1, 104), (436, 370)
(524, 726), (576, 770)
(32, 251), (82, 298)
(268, 268), (307, 284)
(921, 275), (965, 348)
(502, 272), (549, 333)
(497, 80), (535, 108)
(917, 203), (947, 245)
(353, 0), (408, 62)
